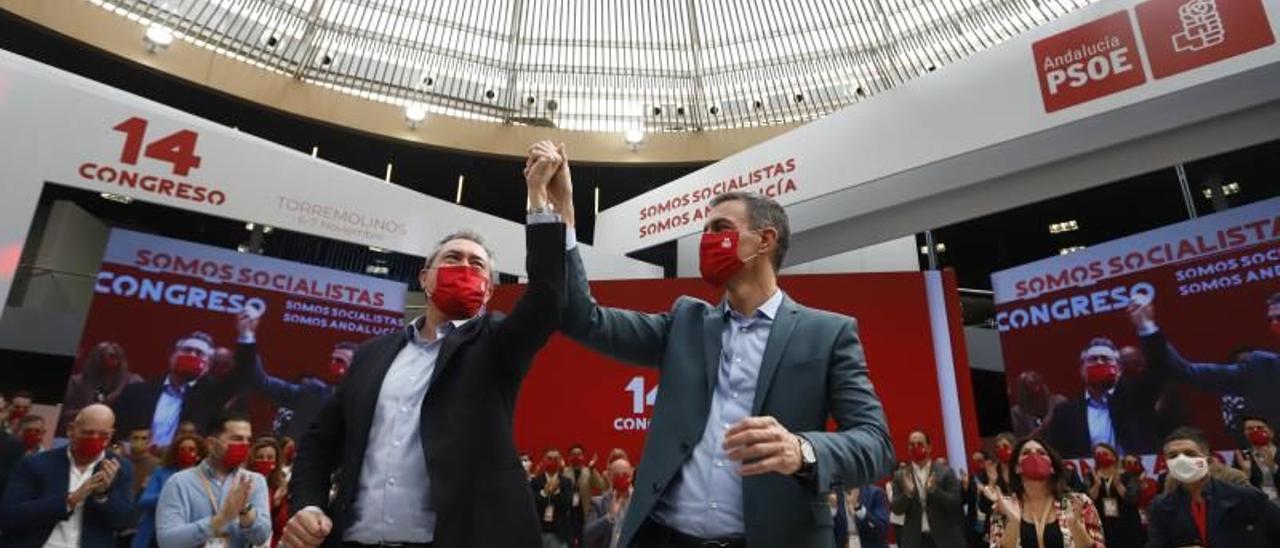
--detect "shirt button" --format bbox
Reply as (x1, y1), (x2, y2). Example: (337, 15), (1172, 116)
(723, 423), (731, 430)
(732, 392), (740, 399)
(388, 477), (397, 485)
(409, 375), (417, 381)
(715, 461), (724, 468)
(392, 440), (401, 447)
(400, 406), (409, 413)
(734, 358), (742, 364)
(710, 502), (719, 509)
(386, 517), (394, 524)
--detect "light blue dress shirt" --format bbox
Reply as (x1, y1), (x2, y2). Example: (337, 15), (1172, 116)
(651, 289), (785, 538)
(155, 460), (272, 548)
(343, 317), (465, 544)
(1085, 390), (1120, 452)
(151, 380), (188, 448)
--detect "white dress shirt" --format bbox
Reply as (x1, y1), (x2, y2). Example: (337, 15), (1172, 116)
(912, 462), (932, 534)
(342, 317), (468, 544)
(1085, 389), (1120, 452)
(151, 379), (190, 448)
(44, 448), (105, 548)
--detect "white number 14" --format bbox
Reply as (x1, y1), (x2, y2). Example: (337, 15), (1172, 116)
(624, 376), (658, 415)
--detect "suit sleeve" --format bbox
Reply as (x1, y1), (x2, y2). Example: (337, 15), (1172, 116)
(195, 343), (257, 414)
(561, 246), (674, 368)
(860, 488), (890, 540)
(137, 470), (167, 512)
(1140, 331), (1246, 393)
(929, 467), (962, 510)
(1143, 496), (1170, 548)
(247, 343), (305, 408)
(0, 457), (72, 530)
(492, 223), (567, 378)
(888, 472), (918, 514)
(289, 347), (352, 513)
(804, 318), (895, 492)
(86, 458), (135, 530)
(583, 497), (613, 547)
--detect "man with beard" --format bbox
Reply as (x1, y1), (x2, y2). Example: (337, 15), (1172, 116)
(113, 330), (253, 450)
(1008, 371), (1066, 439)
(1044, 337), (1165, 458)
(1130, 292), (1280, 434)
(238, 318), (357, 440)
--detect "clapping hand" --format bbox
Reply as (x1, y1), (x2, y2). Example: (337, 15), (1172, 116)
(92, 458), (120, 495)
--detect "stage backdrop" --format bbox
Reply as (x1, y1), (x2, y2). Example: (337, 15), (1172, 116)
(992, 197), (1280, 458)
(71, 228), (406, 436)
(494, 270), (980, 473)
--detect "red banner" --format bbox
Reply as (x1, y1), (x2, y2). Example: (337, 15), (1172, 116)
(495, 271), (977, 469)
(992, 198), (1280, 457)
(70, 229), (406, 438)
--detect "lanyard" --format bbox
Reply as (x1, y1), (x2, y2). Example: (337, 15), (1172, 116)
(197, 465), (231, 536)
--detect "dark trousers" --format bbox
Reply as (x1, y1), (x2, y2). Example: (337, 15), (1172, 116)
(921, 534), (940, 548)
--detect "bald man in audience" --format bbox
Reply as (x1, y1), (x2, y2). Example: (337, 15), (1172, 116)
(0, 404), (135, 548)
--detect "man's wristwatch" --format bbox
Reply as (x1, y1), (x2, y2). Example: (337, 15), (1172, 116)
(795, 435), (817, 477)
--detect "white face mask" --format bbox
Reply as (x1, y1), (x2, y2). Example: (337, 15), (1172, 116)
(1168, 454), (1209, 484)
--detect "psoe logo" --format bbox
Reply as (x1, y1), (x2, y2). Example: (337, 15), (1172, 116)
(1172, 0), (1225, 52)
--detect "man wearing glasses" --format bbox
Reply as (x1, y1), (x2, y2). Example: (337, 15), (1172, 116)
(113, 329), (253, 449)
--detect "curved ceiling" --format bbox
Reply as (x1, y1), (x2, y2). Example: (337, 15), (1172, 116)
(95, 0), (1098, 134)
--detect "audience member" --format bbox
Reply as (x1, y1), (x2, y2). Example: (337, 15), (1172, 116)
(0, 404), (134, 548)
(155, 412), (270, 548)
(124, 427), (161, 499)
(0, 424), (24, 498)
(132, 435), (205, 548)
(176, 421), (198, 440)
(59, 341), (143, 435)
(1146, 427), (1280, 547)
(584, 457), (633, 548)
(531, 448), (576, 548)
(248, 437), (289, 547)
(17, 414), (47, 456)
(962, 451), (991, 548)
(850, 483), (891, 548)
(278, 436), (296, 485)
(565, 443), (606, 546)
(1238, 415), (1279, 503)
(890, 430), (965, 548)
(982, 437), (1104, 548)
(605, 447), (628, 466)
(520, 451), (534, 479)
(5, 390), (33, 433)
(1087, 443), (1144, 546)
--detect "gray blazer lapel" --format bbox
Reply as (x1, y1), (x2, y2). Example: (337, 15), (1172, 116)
(751, 296), (800, 415)
(703, 306), (725, 402)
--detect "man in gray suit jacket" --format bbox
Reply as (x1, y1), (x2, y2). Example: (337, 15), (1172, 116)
(890, 430), (965, 548)
(542, 150), (895, 548)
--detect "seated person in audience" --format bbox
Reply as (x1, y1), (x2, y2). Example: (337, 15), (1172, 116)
(982, 437), (1105, 548)
(0, 404), (134, 548)
(155, 413), (270, 548)
(133, 434), (205, 548)
(1146, 427), (1280, 548)
(1237, 415), (1279, 503)
(584, 457), (633, 548)
(1087, 443), (1144, 547)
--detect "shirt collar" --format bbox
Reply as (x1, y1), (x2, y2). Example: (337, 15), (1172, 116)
(1086, 388), (1115, 407)
(163, 376), (195, 396)
(407, 315), (473, 346)
(723, 289), (785, 322)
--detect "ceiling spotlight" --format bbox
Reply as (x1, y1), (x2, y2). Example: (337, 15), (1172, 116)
(752, 99), (765, 111)
(545, 99), (559, 112)
(651, 106), (663, 116)
(624, 129), (645, 150)
(419, 74), (435, 88)
(675, 106), (687, 117)
(793, 93), (805, 104)
(708, 104), (721, 116)
(317, 53), (334, 67)
(483, 89), (497, 101)
(523, 95), (537, 109)
(404, 103), (427, 128)
(261, 32), (281, 49)
(144, 24), (174, 52)
(854, 86), (866, 98)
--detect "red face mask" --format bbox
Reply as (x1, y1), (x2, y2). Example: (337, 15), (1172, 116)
(543, 457), (563, 476)
(909, 444), (930, 463)
(173, 354), (207, 380)
(1085, 364), (1119, 392)
(9, 406), (29, 421)
(21, 429), (42, 450)
(699, 231), (746, 287)
(72, 435), (108, 461)
(1270, 321), (1280, 338)
(283, 444), (297, 463)
(251, 460), (277, 476)
(101, 356), (122, 373)
(971, 458), (986, 472)
(220, 441), (250, 470)
(1020, 453), (1054, 481)
(568, 454), (584, 468)
(322, 359), (348, 385)
(996, 445), (1013, 464)
(611, 472), (632, 493)
(176, 448), (200, 469)
(1247, 428), (1272, 447)
(1094, 451), (1117, 468)
(1124, 461), (1144, 475)
(430, 265), (488, 319)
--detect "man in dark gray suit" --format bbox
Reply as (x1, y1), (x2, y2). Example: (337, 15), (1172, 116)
(890, 430), (964, 548)
(543, 149), (895, 548)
